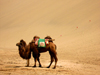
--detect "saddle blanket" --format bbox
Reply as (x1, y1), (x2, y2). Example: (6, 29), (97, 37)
(38, 39), (46, 47)
(35, 39), (49, 47)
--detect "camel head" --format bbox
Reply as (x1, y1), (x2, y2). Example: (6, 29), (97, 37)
(16, 39), (26, 47)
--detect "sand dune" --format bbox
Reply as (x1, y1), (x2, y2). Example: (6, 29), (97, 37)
(0, 0), (100, 75)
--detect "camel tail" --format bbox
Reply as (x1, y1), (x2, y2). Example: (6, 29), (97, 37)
(55, 45), (57, 54)
(55, 45), (57, 50)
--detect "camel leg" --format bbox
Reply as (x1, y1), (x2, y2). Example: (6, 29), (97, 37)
(53, 52), (58, 69)
(37, 58), (42, 67)
(26, 59), (29, 67)
(47, 53), (54, 68)
(33, 58), (37, 67)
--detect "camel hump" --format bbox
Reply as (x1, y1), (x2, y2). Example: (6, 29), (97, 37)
(49, 39), (55, 41)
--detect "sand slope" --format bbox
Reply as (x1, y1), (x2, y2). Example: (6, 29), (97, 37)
(0, 0), (100, 75)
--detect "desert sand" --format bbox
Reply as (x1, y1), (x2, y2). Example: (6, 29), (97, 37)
(0, 0), (100, 75)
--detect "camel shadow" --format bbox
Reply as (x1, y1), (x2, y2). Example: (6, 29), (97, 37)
(5, 65), (33, 68)
(13, 66), (22, 68)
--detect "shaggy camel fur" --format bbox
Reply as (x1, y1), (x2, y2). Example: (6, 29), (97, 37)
(16, 39), (31, 67)
(30, 36), (58, 69)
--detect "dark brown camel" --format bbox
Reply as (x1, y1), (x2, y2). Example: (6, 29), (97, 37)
(30, 36), (58, 69)
(16, 39), (31, 67)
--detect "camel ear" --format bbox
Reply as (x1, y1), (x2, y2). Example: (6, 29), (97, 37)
(20, 39), (24, 42)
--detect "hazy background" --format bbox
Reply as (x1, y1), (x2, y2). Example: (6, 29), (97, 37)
(0, 0), (100, 49)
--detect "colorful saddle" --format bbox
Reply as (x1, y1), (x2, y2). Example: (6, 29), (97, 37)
(38, 39), (46, 47)
(35, 39), (49, 47)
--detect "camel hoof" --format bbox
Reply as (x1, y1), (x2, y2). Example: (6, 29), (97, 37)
(53, 67), (56, 69)
(33, 65), (36, 67)
(39, 65), (42, 67)
(47, 66), (50, 68)
(25, 65), (29, 67)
